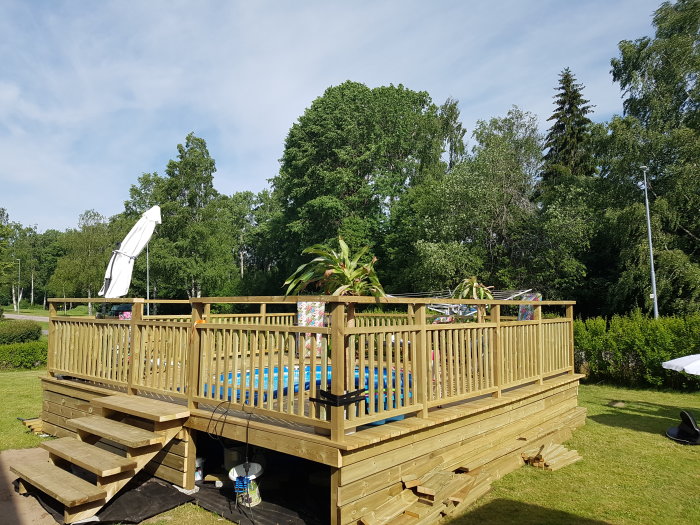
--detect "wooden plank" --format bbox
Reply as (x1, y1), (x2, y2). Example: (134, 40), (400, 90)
(340, 391), (579, 485)
(10, 461), (106, 507)
(338, 400), (581, 508)
(67, 416), (164, 448)
(42, 437), (137, 476)
(92, 394), (190, 422)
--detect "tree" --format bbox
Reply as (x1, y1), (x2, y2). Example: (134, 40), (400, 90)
(48, 210), (112, 313)
(611, 0), (700, 131)
(273, 81), (461, 273)
(383, 107), (542, 293)
(0, 209), (15, 305)
(541, 68), (595, 188)
(591, 0), (700, 316)
(123, 133), (221, 298)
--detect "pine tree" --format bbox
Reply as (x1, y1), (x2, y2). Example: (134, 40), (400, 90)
(541, 68), (595, 186)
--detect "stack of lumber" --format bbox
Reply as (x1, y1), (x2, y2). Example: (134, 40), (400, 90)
(359, 463), (500, 525)
(20, 417), (44, 434)
(521, 442), (582, 471)
(337, 376), (587, 525)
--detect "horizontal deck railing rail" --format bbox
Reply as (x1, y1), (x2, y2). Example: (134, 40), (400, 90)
(47, 296), (575, 442)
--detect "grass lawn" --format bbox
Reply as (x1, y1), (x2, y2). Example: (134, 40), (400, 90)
(449, 384), (700, 525)
(2, 370), (698, 524)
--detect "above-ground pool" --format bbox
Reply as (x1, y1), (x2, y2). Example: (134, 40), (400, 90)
(203, 365), (412, 425)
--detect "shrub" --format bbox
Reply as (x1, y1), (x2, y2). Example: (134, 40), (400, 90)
(0, 340), (48, 369)
(0, 306), (4, 319)
(575, 310), (700, 390)
(0, 320), (42, 344)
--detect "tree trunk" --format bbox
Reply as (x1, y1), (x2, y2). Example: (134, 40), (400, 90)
(11, 285), (17, 312)
(30, 269), (35, 305)
(87, 288), (93, 316)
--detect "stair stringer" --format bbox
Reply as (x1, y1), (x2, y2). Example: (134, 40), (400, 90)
(61, 418), (186, 523)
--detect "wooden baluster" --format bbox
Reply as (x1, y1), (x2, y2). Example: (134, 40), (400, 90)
(491, 304), (501, 398)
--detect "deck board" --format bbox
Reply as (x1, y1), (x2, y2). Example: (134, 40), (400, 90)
(11, 461), (106, 507)
(92, 394), (190, 422)
(42, 437), (137, 476)
(67, 416), (164, 448)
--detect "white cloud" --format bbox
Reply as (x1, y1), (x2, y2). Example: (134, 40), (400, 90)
(0, 0), (660, 231)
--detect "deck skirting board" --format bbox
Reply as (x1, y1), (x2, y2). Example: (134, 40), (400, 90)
(40, 375), (585, 525)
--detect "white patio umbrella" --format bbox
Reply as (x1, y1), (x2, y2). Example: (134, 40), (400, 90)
(662, 354), (700, 376)
(99, 205), (161, 298)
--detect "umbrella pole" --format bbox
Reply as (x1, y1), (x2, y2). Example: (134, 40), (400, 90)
(146, 242), (150, 316)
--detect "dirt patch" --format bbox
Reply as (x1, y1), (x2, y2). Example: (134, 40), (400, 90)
(0, 448), (57, 525)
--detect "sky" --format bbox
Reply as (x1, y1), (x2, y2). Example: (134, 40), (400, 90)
(0, 0), (662, 233)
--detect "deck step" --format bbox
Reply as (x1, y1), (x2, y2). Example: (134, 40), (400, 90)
(91, 394), (190, 422)
(42, 437), (137, 477)
(67, 416), (164, 448)
(10, 461), (106, 507)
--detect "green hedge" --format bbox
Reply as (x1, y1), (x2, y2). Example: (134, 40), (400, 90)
(0, 320), (42, 344)
(0, 340), (48, 369)
(574, 310), (700, 390)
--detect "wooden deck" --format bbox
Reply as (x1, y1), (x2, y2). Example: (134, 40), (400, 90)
(38, 295), (584, 524)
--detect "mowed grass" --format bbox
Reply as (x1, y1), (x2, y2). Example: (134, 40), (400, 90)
(449, 384), (700, 525)
(0, 369), (48, 450)
(2, 370), (699, 524)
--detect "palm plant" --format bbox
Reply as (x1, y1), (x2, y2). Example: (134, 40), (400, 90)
(284, 238), (385, 297)
(452, 276), (494, 301)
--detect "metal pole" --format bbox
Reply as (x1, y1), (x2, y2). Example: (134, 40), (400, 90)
(146, 242), (150, 316)
(641, 166), (659, 319)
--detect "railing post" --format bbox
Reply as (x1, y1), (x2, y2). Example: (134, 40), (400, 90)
(259, 303), (267, 325)
(329, 302), (346, 443)
(491, 304), (502, 398)
(566, 304), (575, 374)
(535, 304), (543, 384)
(415, 303), (429, 418)
(47, 301), (57, 376)
(203, 302), (211, 321)
(188, 300), (205, 410)
(128, 299), (144, 395)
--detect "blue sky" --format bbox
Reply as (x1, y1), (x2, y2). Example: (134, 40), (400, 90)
(1, 0), (661, 232)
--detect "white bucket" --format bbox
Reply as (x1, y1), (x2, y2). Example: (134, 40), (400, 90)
(229, 462), (263, 507)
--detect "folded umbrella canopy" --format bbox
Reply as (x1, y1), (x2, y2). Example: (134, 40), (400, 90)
(99, 205), (161, 298)
(662, 354), (700, 376)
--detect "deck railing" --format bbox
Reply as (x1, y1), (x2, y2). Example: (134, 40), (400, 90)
(47, 296), (574, 442)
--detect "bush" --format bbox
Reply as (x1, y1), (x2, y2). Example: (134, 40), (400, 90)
(0, 320), (42, 344)
(0, 340), (48, 368)
(575, 310), (700, 390)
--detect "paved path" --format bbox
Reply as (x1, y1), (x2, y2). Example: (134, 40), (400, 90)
(2, 313), (49, 322)
(0, 448), (57, 525)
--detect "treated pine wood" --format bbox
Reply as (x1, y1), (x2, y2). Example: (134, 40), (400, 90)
(187, 410), (342, 467)
(339, 391), (579, 485)
(337, 402), (581, 508)
(10, 461), (106, 507)
(42, 437), (137, 476)
(68, 415), (164, 448)
(91, 394), (189, 422)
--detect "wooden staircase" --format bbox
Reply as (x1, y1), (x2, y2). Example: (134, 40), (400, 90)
(11, 394), (190, 523)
